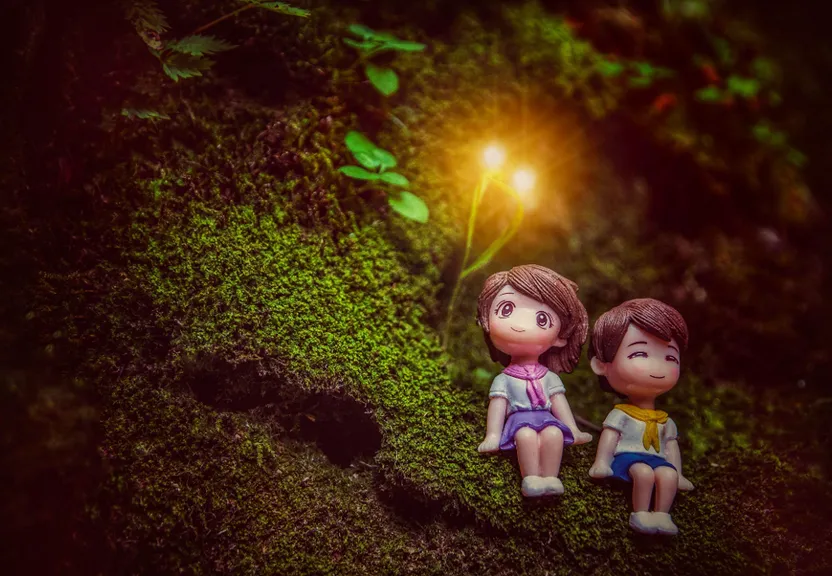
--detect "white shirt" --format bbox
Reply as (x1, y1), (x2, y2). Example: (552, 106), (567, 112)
(603, 408), (678, 458)
(488, 371), (566, 415)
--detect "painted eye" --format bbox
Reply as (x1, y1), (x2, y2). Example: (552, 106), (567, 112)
(666, 355), (680, 364)
(497, 302), (514, 317)
(536, 312), (550, 328)
(627, 351), (648, 359)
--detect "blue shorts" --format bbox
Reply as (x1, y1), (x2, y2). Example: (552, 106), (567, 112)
(610, 452), (676, 482)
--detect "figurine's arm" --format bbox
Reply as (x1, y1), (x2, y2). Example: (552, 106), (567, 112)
(478, 397), (507, 453)
(550, 393), (592, 445)
(588, 427), (620, 478)
(665, 439), (695, 491)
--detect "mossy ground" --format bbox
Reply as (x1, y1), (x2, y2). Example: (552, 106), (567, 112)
(4, 1), (831, 574)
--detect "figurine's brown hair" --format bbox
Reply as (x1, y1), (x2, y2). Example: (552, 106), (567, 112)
(589, 298), (689, 393)
(477, 265), (589, 373)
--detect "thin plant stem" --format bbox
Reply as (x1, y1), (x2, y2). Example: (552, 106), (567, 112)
(460, 177), (524, 279)
(189, 4), (257, 36)
(442, 174), (489, 348)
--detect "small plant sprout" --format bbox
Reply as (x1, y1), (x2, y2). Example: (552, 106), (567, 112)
(442, 144), (537, 347)
(343, 24), (426, 96)
(338, 131), (429, 223)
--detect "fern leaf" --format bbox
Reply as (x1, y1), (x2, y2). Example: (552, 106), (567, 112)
(161, 53), (214, 82)
(254, 2), (311, 18)
(123, 0), (169, 33)
(166, 35), (236, 56)
(121, 108), (171, 120)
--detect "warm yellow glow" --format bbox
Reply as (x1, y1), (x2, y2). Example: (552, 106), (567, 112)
(482, 144), (506, 170)
(512, 168), (536, 195)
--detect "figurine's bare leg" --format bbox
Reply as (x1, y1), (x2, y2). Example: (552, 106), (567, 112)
(538, 426), (564, 477)
(629, 463), (656, 512)
(514, 427), (540, 477)
(654, 466), (679, 513)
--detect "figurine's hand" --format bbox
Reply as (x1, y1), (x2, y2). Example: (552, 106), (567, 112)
(589, 462), (614, 478)
(571, 430), (593, 445)
(678, 476), (695, 491)
(478, 434), (501, 453)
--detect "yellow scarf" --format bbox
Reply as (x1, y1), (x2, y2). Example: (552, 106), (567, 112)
(614, 404), (669, 452)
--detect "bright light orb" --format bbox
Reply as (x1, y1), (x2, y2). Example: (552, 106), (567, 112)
(483, 145), (506, 170)
(512, 168), (536, 195)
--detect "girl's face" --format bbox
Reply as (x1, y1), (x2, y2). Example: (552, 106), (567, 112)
(591, 323), (681, 399)
(488, 284), (567, 361)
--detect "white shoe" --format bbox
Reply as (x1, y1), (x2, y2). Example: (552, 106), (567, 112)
(629, 511), (657, 534)
(541, 476), (564, 496)
(652, 512), (679, 536)
(521, 476), (547, 497)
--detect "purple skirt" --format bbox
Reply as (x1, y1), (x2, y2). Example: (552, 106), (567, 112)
(499, 409), (575, 451)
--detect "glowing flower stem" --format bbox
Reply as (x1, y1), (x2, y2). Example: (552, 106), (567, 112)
(460, 177), (524, 279)
(442, 175), (525, 348)
(443, 173), (490, 348)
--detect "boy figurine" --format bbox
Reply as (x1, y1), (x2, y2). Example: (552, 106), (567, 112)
(588, 298), (695, 535)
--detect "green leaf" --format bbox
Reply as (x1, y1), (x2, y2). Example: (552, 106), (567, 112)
(348, 24), (397, 42)
(726, 75), (761, 98)
(348, 24), (382, 40)
(372, 148), (396, 171)
(711, 36), (735, 66)
(786, 148), (807, 167)
(680, 0), (710, 19)
(473, 368), (493, 384)
(343, 38), (375, 51)
(353, 152), (379, 170)
(752, 122), (771, 142)
(165, 35), (236, 56)
(695, 86), (723, 102)
(255, 2), (311, 17)
(596, 60), (625, 77)
(121, 108), (170, 120)
(388, 191), (429, 223)
(628, 76), (653, 88)
(379, 172), (409, 187)
(380, 39), (426, 52)
(345, 130), (379, 156)
(161, 53), (214, 82)
(632, 61), (657, 77)
(365, 64), (398, 96)
(770, 131), (786, 147)
(751, 57), (777, 82)
(338, 166), (380, 180)
(752, 123), (787, 147)
(124, 0), (169, 33)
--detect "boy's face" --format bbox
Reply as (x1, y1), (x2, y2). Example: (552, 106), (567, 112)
(590, 323), (681, 399)
(488, 284), (567, 360)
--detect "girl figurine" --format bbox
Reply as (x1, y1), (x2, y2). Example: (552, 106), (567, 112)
(587, 298), (695, 536)
(477, 265), (593, 498)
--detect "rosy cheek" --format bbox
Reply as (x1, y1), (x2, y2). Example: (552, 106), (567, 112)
(625, 360), (648, 378)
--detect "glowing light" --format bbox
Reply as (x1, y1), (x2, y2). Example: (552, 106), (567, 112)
(482, 144), (506, 170)
(512, 168), (536, 195)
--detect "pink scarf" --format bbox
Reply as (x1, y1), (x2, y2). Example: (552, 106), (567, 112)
(503, 363), (549, 408)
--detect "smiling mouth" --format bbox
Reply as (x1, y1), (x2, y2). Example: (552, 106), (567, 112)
(510, 327), (525, 333)
(649, 375), (666, 379)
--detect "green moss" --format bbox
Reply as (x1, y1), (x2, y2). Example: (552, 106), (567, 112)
(114, 160), (829, 573)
